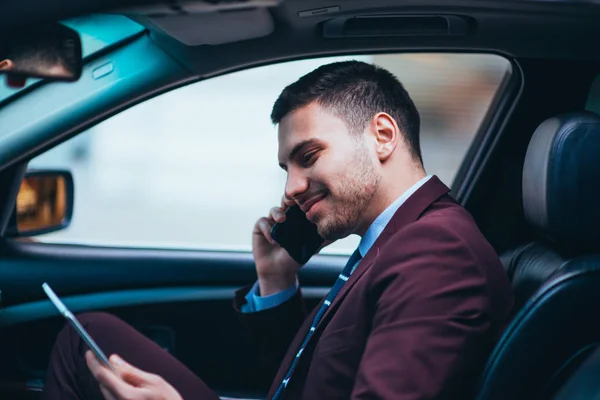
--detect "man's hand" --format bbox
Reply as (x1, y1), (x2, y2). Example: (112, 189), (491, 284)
(86, 351), (182, 400)
(252, 196), (333, 296)
(252, 196), (302, 296)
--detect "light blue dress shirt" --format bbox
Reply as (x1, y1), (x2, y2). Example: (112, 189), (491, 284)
(241, 175), (433, 313)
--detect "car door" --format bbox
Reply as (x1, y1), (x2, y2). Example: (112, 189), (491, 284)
(0, 48), (511, 400)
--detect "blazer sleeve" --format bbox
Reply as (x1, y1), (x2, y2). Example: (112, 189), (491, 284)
(233, 285), (307, 373)
(351, 222), (495, 399)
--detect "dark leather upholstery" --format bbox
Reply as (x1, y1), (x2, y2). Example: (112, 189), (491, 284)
(502, 111), (600, 312)
(522, 111), (600, 254)
(476, 111), (600, 400)
(501, 242), (565, 312)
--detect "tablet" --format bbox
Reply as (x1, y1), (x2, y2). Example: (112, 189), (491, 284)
(42, 282), (119, 377)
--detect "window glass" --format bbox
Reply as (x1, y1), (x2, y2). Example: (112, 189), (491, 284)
(28, 53), (511, 255)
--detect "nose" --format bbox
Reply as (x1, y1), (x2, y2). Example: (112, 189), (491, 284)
(284, 168), (309, 201)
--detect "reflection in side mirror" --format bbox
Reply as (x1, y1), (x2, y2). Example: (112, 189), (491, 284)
(8, 170), (74, 237)
(0, 22), (83, 83)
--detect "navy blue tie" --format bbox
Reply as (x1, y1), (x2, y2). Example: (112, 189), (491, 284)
(272, 248), (362, 400)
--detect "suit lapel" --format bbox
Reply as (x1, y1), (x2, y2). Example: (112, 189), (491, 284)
(314, 176), (450, 332)
(271, 176), (451, 398)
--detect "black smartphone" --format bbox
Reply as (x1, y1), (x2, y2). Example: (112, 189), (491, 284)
(270, 205), (324, 265)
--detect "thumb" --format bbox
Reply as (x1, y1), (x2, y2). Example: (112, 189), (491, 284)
(110, 355), (155, 387)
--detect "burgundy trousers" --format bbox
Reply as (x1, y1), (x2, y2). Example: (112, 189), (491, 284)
(41, 312), (220, 400)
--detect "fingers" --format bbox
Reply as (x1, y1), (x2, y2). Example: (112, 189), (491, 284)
(86, 351), (179, 400)
(253, 196), (295, 246)
(255, 217), (276, 245)
(269, 207), (286, 224)
(86, 351), (136, 400)
(281, 195), (295, 209)
(109, 354), (159, 387)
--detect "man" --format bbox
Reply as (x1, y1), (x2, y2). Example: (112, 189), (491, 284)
(42, 61), (514, 400)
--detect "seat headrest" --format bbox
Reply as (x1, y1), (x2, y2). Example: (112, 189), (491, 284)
(523, 111), (600, 253)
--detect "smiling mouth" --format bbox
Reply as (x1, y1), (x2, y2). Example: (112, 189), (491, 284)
(301, 194), (327, 216)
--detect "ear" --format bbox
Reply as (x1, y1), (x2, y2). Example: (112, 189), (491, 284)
(372, 112), (399, 161)
(0, 59), (14, 71)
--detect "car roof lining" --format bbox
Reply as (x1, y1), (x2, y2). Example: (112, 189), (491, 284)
(108, 0), (600, 80)
(2, 0), (600, 76)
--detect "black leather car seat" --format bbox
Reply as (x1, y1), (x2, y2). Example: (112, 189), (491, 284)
(476, 111), (600, 400)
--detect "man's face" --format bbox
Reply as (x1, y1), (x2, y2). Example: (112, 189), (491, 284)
(278, 102), (381, 240)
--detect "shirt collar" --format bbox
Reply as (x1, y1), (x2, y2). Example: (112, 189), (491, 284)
(357, 175), (433, 258)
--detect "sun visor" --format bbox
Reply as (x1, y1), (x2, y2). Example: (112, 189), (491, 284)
(119, 0), (279, 46)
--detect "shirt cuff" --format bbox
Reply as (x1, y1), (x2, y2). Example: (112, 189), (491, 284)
(240, 279), (299, 313)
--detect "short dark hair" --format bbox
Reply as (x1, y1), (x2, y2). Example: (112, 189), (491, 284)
(271, 60), (422, 164)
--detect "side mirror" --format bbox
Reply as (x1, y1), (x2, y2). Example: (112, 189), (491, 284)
(0, 22), (83, 84)
(6, 170), (74, 237)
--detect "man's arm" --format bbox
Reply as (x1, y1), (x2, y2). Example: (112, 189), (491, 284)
(351, 222), (502, 399)
(236, 195), (308, 369)
(240, 280), (299, 313)
(234, 284), (306, 373)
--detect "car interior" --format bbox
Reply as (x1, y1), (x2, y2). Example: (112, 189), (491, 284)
(1, 0), (600, 399)
(478, 111), (600, 400)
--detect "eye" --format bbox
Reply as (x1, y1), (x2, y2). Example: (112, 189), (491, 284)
(301, 151), (319, 167)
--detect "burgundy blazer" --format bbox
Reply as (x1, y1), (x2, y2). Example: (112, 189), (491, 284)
(234, 176), (514, 399)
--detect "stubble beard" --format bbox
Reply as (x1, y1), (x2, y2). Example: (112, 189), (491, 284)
(315, 145), (381, 241)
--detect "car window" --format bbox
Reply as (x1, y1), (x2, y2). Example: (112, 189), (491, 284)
(27, 53), (511, 255)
